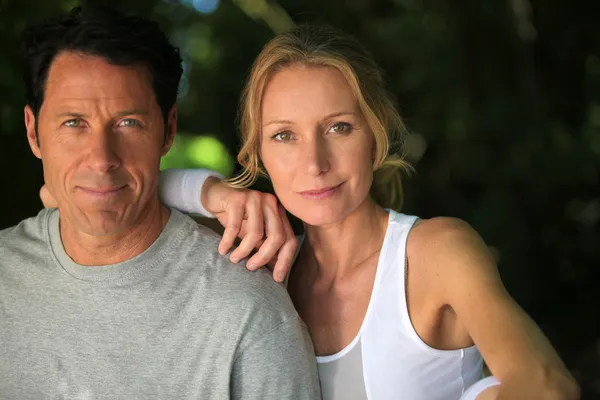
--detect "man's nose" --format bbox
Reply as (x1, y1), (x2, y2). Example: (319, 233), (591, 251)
(85, 128), (121, 173)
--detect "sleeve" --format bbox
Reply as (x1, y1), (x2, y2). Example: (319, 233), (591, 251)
(231, 316), (321, 400)
(158, 169), (224, 218)
(460, 376), (501, 400)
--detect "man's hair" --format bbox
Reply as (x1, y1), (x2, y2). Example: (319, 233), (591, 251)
(20, 7), (183, 127)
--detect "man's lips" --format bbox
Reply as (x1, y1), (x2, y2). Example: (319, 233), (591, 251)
(77, 186), (126, 197)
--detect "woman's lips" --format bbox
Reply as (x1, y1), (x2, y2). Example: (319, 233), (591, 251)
(298, 183), (343, 200)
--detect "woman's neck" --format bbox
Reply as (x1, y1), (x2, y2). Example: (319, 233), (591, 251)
(302, 198), (389, 282)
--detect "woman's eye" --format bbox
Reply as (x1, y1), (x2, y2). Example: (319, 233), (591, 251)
(119, 119), (139, 128)
(273, 131), (293, 142)
(329, 122), (352, 133)
(64, 119), (82, 128)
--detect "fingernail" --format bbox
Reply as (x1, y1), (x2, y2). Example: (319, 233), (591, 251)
(246, 263), (255, 270)
(231, 257), (240, 263)
(276, 272), (285, 282)
(218, 248), (225, 255)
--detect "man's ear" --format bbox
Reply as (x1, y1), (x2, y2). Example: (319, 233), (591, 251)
(161, 104), (178, 156)
(24, 105), (42, 159)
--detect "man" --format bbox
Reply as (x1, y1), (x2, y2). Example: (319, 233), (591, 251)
(0, 7), (320, 399)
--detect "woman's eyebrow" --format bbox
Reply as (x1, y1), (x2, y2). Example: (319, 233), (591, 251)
(263, 119), (292, 127)
(263, 111), (357, 127)
(322, 111), (357, 120)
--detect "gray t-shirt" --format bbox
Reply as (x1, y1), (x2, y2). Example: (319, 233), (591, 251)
(0, 208), (320, 399)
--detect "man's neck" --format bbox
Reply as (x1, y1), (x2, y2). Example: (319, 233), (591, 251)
(59, 201), (170, 266)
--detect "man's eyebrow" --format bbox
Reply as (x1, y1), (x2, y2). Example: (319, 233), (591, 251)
(54, 110), (149, 119)
(263, 111), (358, 127)
(56, 112), (87, 119)
(115, 109), (149, 117)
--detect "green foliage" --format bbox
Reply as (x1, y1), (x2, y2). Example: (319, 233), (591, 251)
(160, 134), (234, 177)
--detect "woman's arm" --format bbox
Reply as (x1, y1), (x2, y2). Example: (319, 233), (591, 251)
(158, 169), (297, 281)
(460, 377), (501, 400)
(158, 168), (224, 217)
(422, 218), (580, 400)
(40, 169), (298, 282)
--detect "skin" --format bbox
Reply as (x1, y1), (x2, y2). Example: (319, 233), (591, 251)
(200, 177), (297, 280)
(260, 65), (376, 229)
(259, 65), (580, 399)
(261, 65), (389, 355)
(32, 56), (580, 399)
(40, 175), (297, 279)
(26, 51), (175, 265)
(34, 52), (298, 277)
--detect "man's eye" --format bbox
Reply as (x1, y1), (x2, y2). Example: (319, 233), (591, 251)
(119, 119), (139, 128)
(64, 119), (82, 128)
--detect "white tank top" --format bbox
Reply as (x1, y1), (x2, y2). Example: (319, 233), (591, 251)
(295, 210), (484, 400)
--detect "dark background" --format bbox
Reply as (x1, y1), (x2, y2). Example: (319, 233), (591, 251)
(1, 0), (599, 396)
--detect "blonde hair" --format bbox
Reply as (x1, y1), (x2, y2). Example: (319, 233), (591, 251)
(228, 24), (413, 211)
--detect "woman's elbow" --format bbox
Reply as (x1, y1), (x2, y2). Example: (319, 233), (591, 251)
(537, 365), (581, 400)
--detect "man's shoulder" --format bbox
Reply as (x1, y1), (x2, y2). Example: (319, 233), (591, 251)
(206, 265), (300, 353)
(0, 210), (52, 275)
(174, 214), (298, 330)
(183, 223), (295, 311)
(0, 209), (52, 247)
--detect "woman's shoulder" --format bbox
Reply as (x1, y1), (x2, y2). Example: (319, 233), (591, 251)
(408, 216), (480, 252)
(403, 216), (502, 343)
(406, 216), (494, 285)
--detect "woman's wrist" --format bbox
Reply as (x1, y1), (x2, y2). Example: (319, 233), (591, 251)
(158, 169), (224, 218)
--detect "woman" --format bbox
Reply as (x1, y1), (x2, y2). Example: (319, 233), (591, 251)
(42, 24), (579, 399)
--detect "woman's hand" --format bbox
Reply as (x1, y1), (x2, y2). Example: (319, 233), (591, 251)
(42, 176), (298, 283)
(40, 185), (57, 208)
(201, 177), (298, 283)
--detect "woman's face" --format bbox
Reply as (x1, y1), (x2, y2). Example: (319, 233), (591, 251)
(259, 65), (375, 227)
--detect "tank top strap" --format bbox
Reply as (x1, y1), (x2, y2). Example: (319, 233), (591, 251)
(365, 210), (419, 346)
(387, 209), (419, 227)
(377, 210), (418, 277)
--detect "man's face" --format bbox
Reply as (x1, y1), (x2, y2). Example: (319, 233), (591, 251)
(25, 51), (176, 236)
